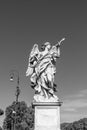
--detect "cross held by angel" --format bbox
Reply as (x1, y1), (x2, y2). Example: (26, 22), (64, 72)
(26, 38), (65, 102)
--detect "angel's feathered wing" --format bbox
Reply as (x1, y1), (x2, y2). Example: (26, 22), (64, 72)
(26, 44), (39, 76)
(30, 44), (39, 58)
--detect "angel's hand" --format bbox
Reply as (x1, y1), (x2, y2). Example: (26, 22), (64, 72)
(58, 38), (65, 46)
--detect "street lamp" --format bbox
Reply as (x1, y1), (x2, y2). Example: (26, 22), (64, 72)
(10, 70), (21, 130)
(10, 70), (21, 103)
(12, 110), (16, 130)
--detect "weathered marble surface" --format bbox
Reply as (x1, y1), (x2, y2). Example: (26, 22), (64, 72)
(26, 39), (65, 102)
(33, 102), (62, 130)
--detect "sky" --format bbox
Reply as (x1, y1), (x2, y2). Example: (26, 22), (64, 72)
(0, 0), (87, 126)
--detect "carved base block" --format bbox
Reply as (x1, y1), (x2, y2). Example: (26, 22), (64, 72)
(32, 102), (62, 130)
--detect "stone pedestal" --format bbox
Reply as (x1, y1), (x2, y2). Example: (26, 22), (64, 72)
(32, 102), (62, 130)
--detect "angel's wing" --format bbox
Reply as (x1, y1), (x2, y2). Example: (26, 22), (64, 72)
(30, 44), (39, 58)
(26, 66), (33, 76)
(26, 44), (39, 76)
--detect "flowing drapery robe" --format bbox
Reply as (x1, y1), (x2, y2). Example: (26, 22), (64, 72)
(28, 45), (60, 96)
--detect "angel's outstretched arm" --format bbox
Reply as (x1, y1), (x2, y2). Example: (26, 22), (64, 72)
(54, 38), (65, 57)
(56, 38), (65, 47)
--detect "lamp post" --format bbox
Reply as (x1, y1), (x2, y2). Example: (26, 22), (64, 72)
(12, 110), (16, 130)
(10, 70), (21, 130)
(10, 70), (21, 103)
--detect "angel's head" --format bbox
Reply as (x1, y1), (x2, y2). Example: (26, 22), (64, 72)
(41, 42), (51, 51)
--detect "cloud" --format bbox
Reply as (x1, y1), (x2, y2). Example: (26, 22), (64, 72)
(80, 89), (87, 95)
(66, 89), (87, 99)
(62, 99), (87, 112)
(61, 89), (87, 122)
(61, 112), (87, 123)
(74, 89), (87, 98)
(61, 89), (87, 111)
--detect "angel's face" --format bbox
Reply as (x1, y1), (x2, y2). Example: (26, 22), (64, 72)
(41, 44), (45, 51)
(41, 43), (51, 51)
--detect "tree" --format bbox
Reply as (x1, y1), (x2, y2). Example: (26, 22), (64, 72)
(0, 126), (2, 130)
(61, 118), (87, 130)
(3, 101), (34, 130)
(24, 106), (34, 129)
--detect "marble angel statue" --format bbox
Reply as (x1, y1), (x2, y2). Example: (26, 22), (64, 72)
(26, 38), (65, 102)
